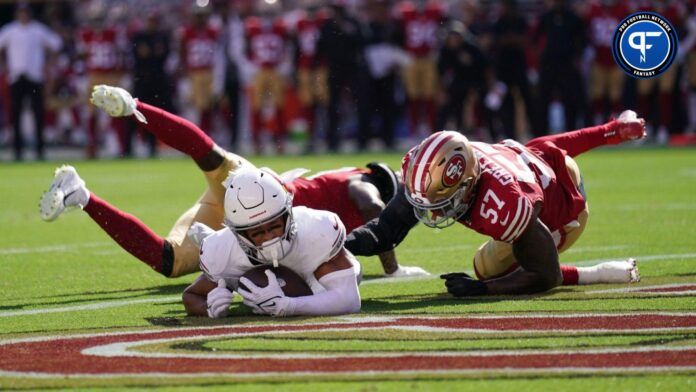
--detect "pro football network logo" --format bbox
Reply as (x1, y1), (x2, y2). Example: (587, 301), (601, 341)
(612, 12), (678, 78)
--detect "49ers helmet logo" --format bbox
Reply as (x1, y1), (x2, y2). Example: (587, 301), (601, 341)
(442, 154), (466, 187)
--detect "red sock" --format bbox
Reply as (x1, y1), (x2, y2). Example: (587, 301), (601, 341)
(83, 193), (168, 274)
(135, 101), (214, 161)
(560, 264), (579, 285)
(526, 123), (612, 157)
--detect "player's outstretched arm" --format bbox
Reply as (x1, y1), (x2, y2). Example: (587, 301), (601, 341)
(488, 214), (562, 295)
(288, 248), (361, 316)
(443, 207), (562, 297)
(348, 180), (428, 277)
(183, 275), (234, 318)
(345, 190), (418, 256)
(238, 249), (361, 317)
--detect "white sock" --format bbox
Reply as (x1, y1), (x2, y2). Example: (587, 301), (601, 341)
(577, 260), (638, 284)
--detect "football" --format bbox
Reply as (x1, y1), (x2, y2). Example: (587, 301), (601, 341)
(238, 265), (313, 297)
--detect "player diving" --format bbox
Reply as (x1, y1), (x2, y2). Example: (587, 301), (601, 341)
(182, 166), (361, 318)
(345, 111), (645, 296)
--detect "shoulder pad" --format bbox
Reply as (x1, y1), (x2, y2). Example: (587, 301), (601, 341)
(199, 229), (236, 279)
(294, 207), (346, 262)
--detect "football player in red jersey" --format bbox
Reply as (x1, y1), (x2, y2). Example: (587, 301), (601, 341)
(77, 8), (129, 158)
(583, 0), (628, 123)
(292, 4), (330, 152)
(345, 110), (646, 296)
(244, 8), (289, 154)
(396, 0), (445, 135)
(284, 165), (426, 277)
(179, 5), (219, 136)
(39, 85), (426, 279)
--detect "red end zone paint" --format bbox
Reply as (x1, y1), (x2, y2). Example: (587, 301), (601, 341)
(1, 314), (695, 376)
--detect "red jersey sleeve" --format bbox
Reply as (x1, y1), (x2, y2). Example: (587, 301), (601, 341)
(466, 177), (538, 243)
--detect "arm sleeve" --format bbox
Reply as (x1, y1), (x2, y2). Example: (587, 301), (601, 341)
(284, 267), (360, 316)
(344, 189), (418, 256)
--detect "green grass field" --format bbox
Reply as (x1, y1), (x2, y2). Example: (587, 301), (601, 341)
(0, 147), (695, 391)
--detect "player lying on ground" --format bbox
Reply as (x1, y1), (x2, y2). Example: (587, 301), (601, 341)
(183, 166), (361, 318)
(345, 111), (645, 296)
(39, 85), (427, 279)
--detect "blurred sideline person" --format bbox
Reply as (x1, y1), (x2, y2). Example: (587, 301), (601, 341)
(77, 6), (129, 158)
(244, 8), (289, 154)
(533, 0), (585, 135)
(39, 85), (426, 279)
(179, 5), (218, 136)
(0, 3), (61, 161)
(130, 11), (174, 157)
(396, 0), (445, 135)
(346, 111), (647, 297)
(436, 21), (489, 135)
(183, 166), (362, 318)
(583, 0), (627, 124)
(316, 0), (370, 152)
(292, 5), (329, 153)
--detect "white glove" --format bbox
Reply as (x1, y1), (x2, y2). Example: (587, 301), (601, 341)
(90, 84), (147, 124)
(206, 279), (234, 318)
(385, 265), (431, 278)
(187, 222), (215, 247)
(237, 269), (290, 316)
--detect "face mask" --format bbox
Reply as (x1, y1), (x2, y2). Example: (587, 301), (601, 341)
(257, 237), (294, 267)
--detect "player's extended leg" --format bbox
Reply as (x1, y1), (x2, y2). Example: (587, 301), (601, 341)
(90, 85), (251, 204)
(525, 110), (646, 158)
(473, 236), (639, 286)
(40, 166), (173, 274)
(40, 165), (231, 277)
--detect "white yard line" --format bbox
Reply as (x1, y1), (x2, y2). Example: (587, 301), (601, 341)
(0, 242), (111, 255)
(586, 283), (696, 294)
(0, 297), (180, 318)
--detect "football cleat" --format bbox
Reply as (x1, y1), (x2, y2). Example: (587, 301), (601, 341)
(90, 84), (147, 123)
(40, 165), (90, 222)
(593, 258), (640, 284)
(385, 265), (431, 278)
(605, 110), (647, 144)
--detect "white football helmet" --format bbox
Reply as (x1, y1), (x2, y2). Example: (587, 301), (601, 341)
(223, 167), (296, 265)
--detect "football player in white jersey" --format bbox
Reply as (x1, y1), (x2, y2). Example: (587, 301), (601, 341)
(182, 166), (362, 318)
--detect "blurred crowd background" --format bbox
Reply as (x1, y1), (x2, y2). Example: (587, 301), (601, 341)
(1, 0), (695, 162)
